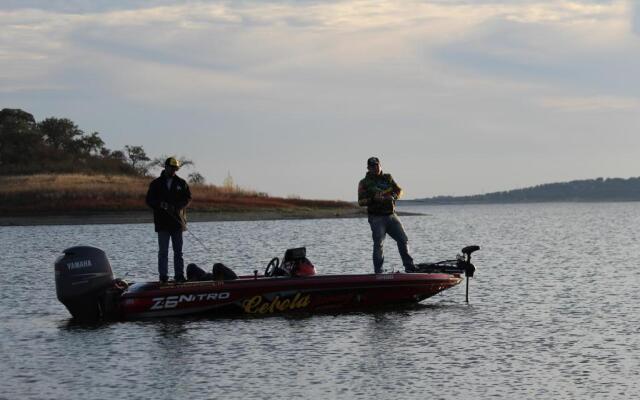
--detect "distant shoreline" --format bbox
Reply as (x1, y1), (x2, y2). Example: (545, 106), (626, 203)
(0, 209), (424, 227)
(400, 199), (640, 206)
(405, 176), (640, 205)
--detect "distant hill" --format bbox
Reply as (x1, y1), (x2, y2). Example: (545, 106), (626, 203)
(407, 177), (640, 204)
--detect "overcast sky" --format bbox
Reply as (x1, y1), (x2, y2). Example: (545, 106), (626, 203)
(1, 0), (638, 200)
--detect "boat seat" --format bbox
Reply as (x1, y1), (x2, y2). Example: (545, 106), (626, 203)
(187, 263), (212, 281)
(212, 263), (238, 281)
(187, 263), (238, 281)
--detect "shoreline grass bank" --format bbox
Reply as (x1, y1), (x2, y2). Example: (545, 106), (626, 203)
(0, 208), (374, 226)
(0, 174), (377, 226)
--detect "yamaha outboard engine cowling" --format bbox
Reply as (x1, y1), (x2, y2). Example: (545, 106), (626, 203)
(54, 246), (114, 320)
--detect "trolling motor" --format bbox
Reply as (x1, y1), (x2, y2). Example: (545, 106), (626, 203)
(414, 245), (480, 303)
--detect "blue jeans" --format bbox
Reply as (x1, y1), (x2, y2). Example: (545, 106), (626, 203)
(158, 230), (184, 279)
(368, 214), (414, 273)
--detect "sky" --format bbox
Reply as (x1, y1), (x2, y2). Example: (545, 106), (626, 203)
(1, 0), (639, 200)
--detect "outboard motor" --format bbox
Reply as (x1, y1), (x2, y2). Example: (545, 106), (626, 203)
(54, 246), (115, 320)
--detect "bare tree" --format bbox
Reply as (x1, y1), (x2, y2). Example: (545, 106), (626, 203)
(148, 155), (194, 172)
(188, 172), (205, 184)
(124, 145), (150, 175)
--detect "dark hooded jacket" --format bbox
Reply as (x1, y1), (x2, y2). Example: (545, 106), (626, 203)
(146, 171), (192, 232)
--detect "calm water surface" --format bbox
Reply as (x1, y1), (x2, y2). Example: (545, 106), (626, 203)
(1, 203), (639, 399)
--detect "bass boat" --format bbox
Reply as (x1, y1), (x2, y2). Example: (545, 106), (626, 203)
(54, 245), (479, 320)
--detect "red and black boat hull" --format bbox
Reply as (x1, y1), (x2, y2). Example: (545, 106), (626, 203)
(118, 272), (463, 319)
(55, 246), (478, 320)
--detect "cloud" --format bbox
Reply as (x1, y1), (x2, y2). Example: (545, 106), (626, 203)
(2, 0), (640, 198)
(538, 95), (640, 111)
(0, 1), (178, 13)
(434, 1), (638, 97)
(2, 1), (636, 109)
(633, 0), (640, 35)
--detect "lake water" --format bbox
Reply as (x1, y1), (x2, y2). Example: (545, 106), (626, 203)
(1, 203), (639, 399)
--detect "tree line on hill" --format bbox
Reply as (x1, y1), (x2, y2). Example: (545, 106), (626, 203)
(409, 177), (640, 204)
(0, 108), (205, 183)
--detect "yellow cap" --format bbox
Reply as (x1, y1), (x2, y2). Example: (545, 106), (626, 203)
(165, 157), (180, 169)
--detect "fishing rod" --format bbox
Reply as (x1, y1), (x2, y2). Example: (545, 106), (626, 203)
(160, 203), (212, 254)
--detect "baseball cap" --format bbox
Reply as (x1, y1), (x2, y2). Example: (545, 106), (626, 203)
(165, 157), (181, 169)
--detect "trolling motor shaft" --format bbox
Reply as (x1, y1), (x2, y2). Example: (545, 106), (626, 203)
(461, 245), (479, 303)
(415, 245), (480, 303)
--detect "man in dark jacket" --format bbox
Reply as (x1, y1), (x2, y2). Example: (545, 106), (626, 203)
(146, 157), (192, 283)
(358, 157), (415, 273)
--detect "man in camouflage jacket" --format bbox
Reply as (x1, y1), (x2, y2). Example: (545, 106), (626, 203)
(358, 157), (415, 273)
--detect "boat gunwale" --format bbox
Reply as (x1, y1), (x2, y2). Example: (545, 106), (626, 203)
(121, 272), (463, 298)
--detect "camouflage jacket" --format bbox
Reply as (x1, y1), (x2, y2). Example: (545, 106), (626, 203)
(358, 172), (403, 215)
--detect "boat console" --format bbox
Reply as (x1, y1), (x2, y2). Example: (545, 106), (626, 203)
(264, 247), (316, 278)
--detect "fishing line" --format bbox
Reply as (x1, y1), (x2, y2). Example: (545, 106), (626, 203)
(163, 208), (212, 254)
(185, 228), (212, 254)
